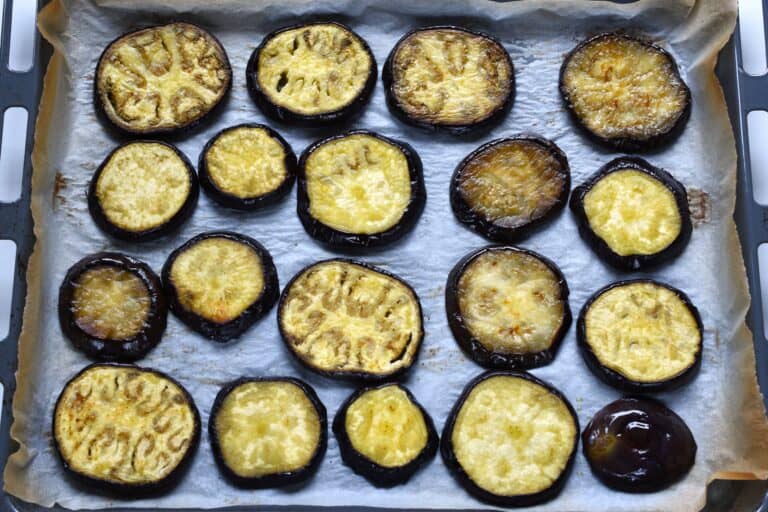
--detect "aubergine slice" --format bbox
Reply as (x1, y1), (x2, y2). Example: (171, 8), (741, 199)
(559, 32), (691, 151)
(162, 231), (279, 342)
(94, 22), (231, 136)
(570, 157), (692, 270)
(583, 397), (696, 493)
(446, 246), (571, 370)
(441, 371), (578, 507)
(58, 253), (167, 362)
(278, 259), (424, 381)
(450, 136), (570, 242)
(578, 279), (703, 393)
(332, 383), (438, 487)
(88, 141), (198, 242)
(246, 22), (376, 125)
(209, 377), (327, 489)
(199, 124), (297, 210)
(52, 363), (200, 495)
(297, 131), (425, 248)
(383, 26), (514, 133)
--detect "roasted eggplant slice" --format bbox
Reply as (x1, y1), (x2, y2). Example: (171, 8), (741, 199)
(559, 32), (691, 151)
(383, 26), (514, 133)
(95, 22), (231, 136)
(52, 363), (200, 495)
(58, 253), (167, 362)
(583, 397), (696, 493)
(450, 136), (570, 242)
(333, 383), (437, 487)
(441, 371), (578, 507)
(199, 124), (297, 210)
(246, 22), (376, 124)
(570, 157), (692, 270)
(578, 279), (703, 392)
(278, 259), (423, 380)
(162, 231), (279, 342)
(446, 246), (570, 370)
(209, 377), (327, 489)
(88, 141), (198, 242)
(297, 131), (425, 248)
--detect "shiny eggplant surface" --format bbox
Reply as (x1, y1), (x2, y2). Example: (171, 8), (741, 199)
(570, 157), (691, 270)
(52, 363), (200, 496)
(559, 32), (691, 151)
(333, 383), (437, 487)
(88, 141), (198, 242)
(446, 246), (571, 369)
(162, 231), (279, 342)
(209, 377), (327, 488)
(199, 124), (297, 210)
(94, 22), (231, 136)
(383, 26), (514, 133)
(58, 253), (167, 362)
(278, 259), (424, 381)
(441, 371), (578, 507)
(450, 136), (570, 242)
(297, 130), (425, 248)
(578, 279), (703, 392)
(247, 22), (376, 125)
(582, 397), (696, 492)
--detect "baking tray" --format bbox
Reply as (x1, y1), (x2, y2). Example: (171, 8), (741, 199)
(0, 0), (766, 510)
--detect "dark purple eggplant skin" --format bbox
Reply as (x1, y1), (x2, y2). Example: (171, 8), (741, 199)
(577, 279), (703, 393)
(88, 141), (199, 242)
(162, 231), (279, 343)
(246, 22), (377, 126)
(277, 258), (425, 382)
(209, 377), (327, 489)
(93, 22), (232, 138)
(297, 130), (426, 249)
(58, 253), (168, 362)
(450, 136), (570, 242)
(559, 32), (691, 152)
(198, 124), (297, 211)
(52, 363), (201, 497)
(569, 156), (692, 271)
(582, 397), (696, 493)
(332, 383), (438, 487)
(382, 25), (515, 135)
(445, 246), (571, 370)
(441, 370), (579, 507)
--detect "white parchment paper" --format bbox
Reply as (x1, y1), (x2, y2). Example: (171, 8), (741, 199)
(6, 0), (768, 510)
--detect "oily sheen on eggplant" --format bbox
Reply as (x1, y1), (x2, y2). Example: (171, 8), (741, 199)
(94, 22), (231, 136)
(52, 364), (200, 496)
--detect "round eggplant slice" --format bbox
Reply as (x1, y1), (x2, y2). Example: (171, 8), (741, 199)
(582, 397), (696, 493)
(88, 141), (198, 242)
(246, 22), (376, 124)
(559, 32), (691, 151)
(278, 259), (424, 381)
(332, 383), (438, 487)
(450, 136), (570, 242)
(58, 253), (167, 362)
(578, 279), (703, 392)
(383, 26), (514, 133)
(52, 363), (200, 495)
(94, 22), (232, 136)
(209, 377), (327, 489)
(570, 157), (692, 270)
(446, 246), (571, 370)
(297, 131), (425, 248)
(441, 371), (578, 507)
(199, 124), (297, 210)
(162, 231), (279, 342)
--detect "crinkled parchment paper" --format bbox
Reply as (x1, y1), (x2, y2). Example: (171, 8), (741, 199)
(4, 0), (768, 510)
